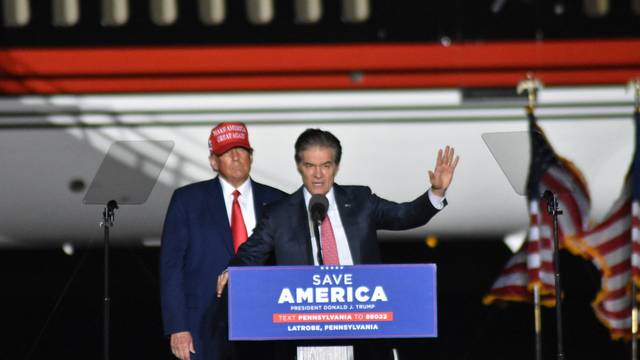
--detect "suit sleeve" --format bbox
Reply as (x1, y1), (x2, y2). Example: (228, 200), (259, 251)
(370, 189), (441, 230)
(230, 207), (276, 266)
(159, 191), (190, 336)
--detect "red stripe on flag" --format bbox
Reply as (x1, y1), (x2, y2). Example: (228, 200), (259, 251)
(595, 233), (630, 255)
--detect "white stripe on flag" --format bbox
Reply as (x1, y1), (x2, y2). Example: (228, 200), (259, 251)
(582, 217), (631, 247)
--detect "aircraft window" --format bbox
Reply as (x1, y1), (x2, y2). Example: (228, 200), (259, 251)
(342, 0), (369, 23)
(295, 0), (322, 24)
(102, 0), (129, 26)
(52, 0), (79, 27)
(246, 0), (273, 25)
(583, 0), (609, 18)
(199, 0), (225, 25)
(151, 0), (177, 26)
(2, 0), (30, 27)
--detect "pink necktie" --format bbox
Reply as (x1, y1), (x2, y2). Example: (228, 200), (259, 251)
(231, 190), (248, 253)
(320, 215), (340, 265)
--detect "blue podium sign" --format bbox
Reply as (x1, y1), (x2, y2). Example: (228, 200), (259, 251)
(228, 264), (437, 340)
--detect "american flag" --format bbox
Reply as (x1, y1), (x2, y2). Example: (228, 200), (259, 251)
(484, 108), (591, 305)
(576, 109), (640, 339)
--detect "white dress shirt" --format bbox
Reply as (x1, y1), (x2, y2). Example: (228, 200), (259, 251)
(303, 187), (446, 265)
(218, 177), (257, 237)
(428, 189), (446, 210)
(303, 187), (354, 265)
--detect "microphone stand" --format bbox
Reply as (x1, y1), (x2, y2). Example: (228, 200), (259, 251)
(100, 200), (118, 360)
(312, 219), (324, 266)
(544, 191), (564, 360)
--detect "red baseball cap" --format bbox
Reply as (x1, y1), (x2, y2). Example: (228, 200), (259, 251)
(208, 122), (253, 156)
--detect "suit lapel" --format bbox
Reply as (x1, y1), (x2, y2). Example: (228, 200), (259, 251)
(251, 179), (266, 220)
(289, 187), (314, 264)
(334, 184), (361, 264)
(206, 177), (234, 256)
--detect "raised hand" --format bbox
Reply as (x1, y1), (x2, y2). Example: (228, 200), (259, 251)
(428, 145), (459, 197)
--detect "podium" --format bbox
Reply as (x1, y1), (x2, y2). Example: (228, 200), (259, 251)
(228, 264), (437, 359)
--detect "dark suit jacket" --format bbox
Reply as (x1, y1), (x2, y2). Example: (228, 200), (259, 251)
(230, 184), (442, 359)
(232, 184), (442, 266)
(160, 177), (285, 360)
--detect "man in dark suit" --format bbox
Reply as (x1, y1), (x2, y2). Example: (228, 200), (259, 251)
(160, 122), (286, 360)
(217, 128), (458, 358)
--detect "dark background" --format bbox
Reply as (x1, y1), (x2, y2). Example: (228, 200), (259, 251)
(0, 239), (629, 360)
(1, 0), (639, 47)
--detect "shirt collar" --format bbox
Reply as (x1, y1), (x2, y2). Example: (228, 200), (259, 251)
(303, 186), (336, 211)
(219, 176), (252, 198)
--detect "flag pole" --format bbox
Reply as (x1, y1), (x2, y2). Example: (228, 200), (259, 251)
(633, 281), (637, 360)
(518, 74), (544, 360)
(545, 191), (565, 360)
(534, 284), (543, 360)
(628, 77), (640, 360)
(519, 74), (566, 360)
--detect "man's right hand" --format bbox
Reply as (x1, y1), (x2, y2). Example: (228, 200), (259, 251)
(170, 331), (195, 360)
(217, 269), (229, 298)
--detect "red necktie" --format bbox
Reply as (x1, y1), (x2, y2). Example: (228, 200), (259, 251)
(231, 190), (248, 253)
(320, 215), (340, 265)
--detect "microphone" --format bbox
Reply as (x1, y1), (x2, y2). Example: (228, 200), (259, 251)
(542, 190), (554, 203)
(309, 194), (329, 225)
(542, 190), (562, 215)
(107, 200), (119, 212)
(309, 194), (328, 266)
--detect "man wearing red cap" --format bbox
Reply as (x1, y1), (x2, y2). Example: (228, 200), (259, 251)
(160, 122), (285, 360)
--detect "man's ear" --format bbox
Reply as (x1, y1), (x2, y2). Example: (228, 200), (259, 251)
(209, 155), (219, 172)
